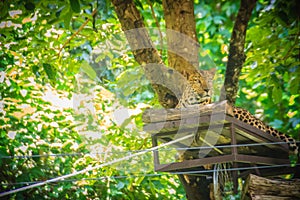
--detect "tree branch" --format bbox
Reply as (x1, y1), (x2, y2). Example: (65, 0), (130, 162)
(58, 8), (98, 57)
(162, 0), (201, 80)
(111, 0), (179, 108)
(221, 0), (257, 105)
(147, 0), (164, 56)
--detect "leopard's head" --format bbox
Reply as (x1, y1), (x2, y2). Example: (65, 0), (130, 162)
(181, 68), (216, 106)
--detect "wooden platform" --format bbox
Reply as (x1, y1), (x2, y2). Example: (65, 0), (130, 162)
(142, 101), (297, 177)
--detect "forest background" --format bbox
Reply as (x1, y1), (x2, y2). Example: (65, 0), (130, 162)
(0, 0), (299, 199)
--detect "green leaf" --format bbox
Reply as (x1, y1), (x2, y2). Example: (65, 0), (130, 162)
(135, 176), (144, 185)
(290, 78), (299, 95)
(116, 181), (125, 190)
(64, 9), (73, 29)
(32, 65), (40, 77)
(0, 146), (8, 157)
(69, 0), (81, 13)
(269, 119), (283, 129)
(43, 63), (56, 80)
(213, 16), (225, 24)
(80, 61), (97, 80)
(272, 86), (282, 104)
(116, 68), (144, 96)
(42, 63), (57, 86)
(30, 167), (45, 179)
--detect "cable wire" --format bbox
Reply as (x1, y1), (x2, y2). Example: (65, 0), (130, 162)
(0, 134), (194, 197)
(1, 173), (165, 186)
(2, 163), (298, 186)
(1, 140), (298, 159)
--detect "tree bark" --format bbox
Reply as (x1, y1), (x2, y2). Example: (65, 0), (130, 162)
(178, 174), (210, 200)
(162, 0), (200, 80)
(111, 0), (180, 108)
(221, 0), (257, 105)
(162, 1), (210, 199)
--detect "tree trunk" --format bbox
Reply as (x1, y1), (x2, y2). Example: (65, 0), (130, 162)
(178, 174), (211, 200)
(221, 0), (257, 105)
(162, 1), (211, 199)
(162, 0), (200, 79)
(111, 0), (179, 108)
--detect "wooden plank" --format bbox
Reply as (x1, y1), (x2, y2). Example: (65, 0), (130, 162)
(235, 154), (290, 165)
(242, 174), (300, 200)
(152, 134), (160, 166)
(142, 100), (232, 123)
(155, 154), (235, 172)
(144, 115), (228, 133)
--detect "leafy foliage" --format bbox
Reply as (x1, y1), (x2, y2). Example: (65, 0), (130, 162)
(0, 50), (91, 199)
(0, 0), (184, 199)
(239, 0), (300, 137)
(0, 0), (299, 199)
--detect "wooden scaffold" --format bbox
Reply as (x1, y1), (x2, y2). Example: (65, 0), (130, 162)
(142, 100), (300, 199)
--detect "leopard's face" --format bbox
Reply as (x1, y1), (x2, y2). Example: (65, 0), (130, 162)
(188, 74), (211, 104)
(178, 70), (215, 107)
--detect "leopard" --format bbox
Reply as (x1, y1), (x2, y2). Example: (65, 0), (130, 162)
(176, 68), (299, 197)
(177, 68), (299, 155)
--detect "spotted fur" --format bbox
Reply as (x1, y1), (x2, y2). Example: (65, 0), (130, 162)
(233, 107), (298, 154)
